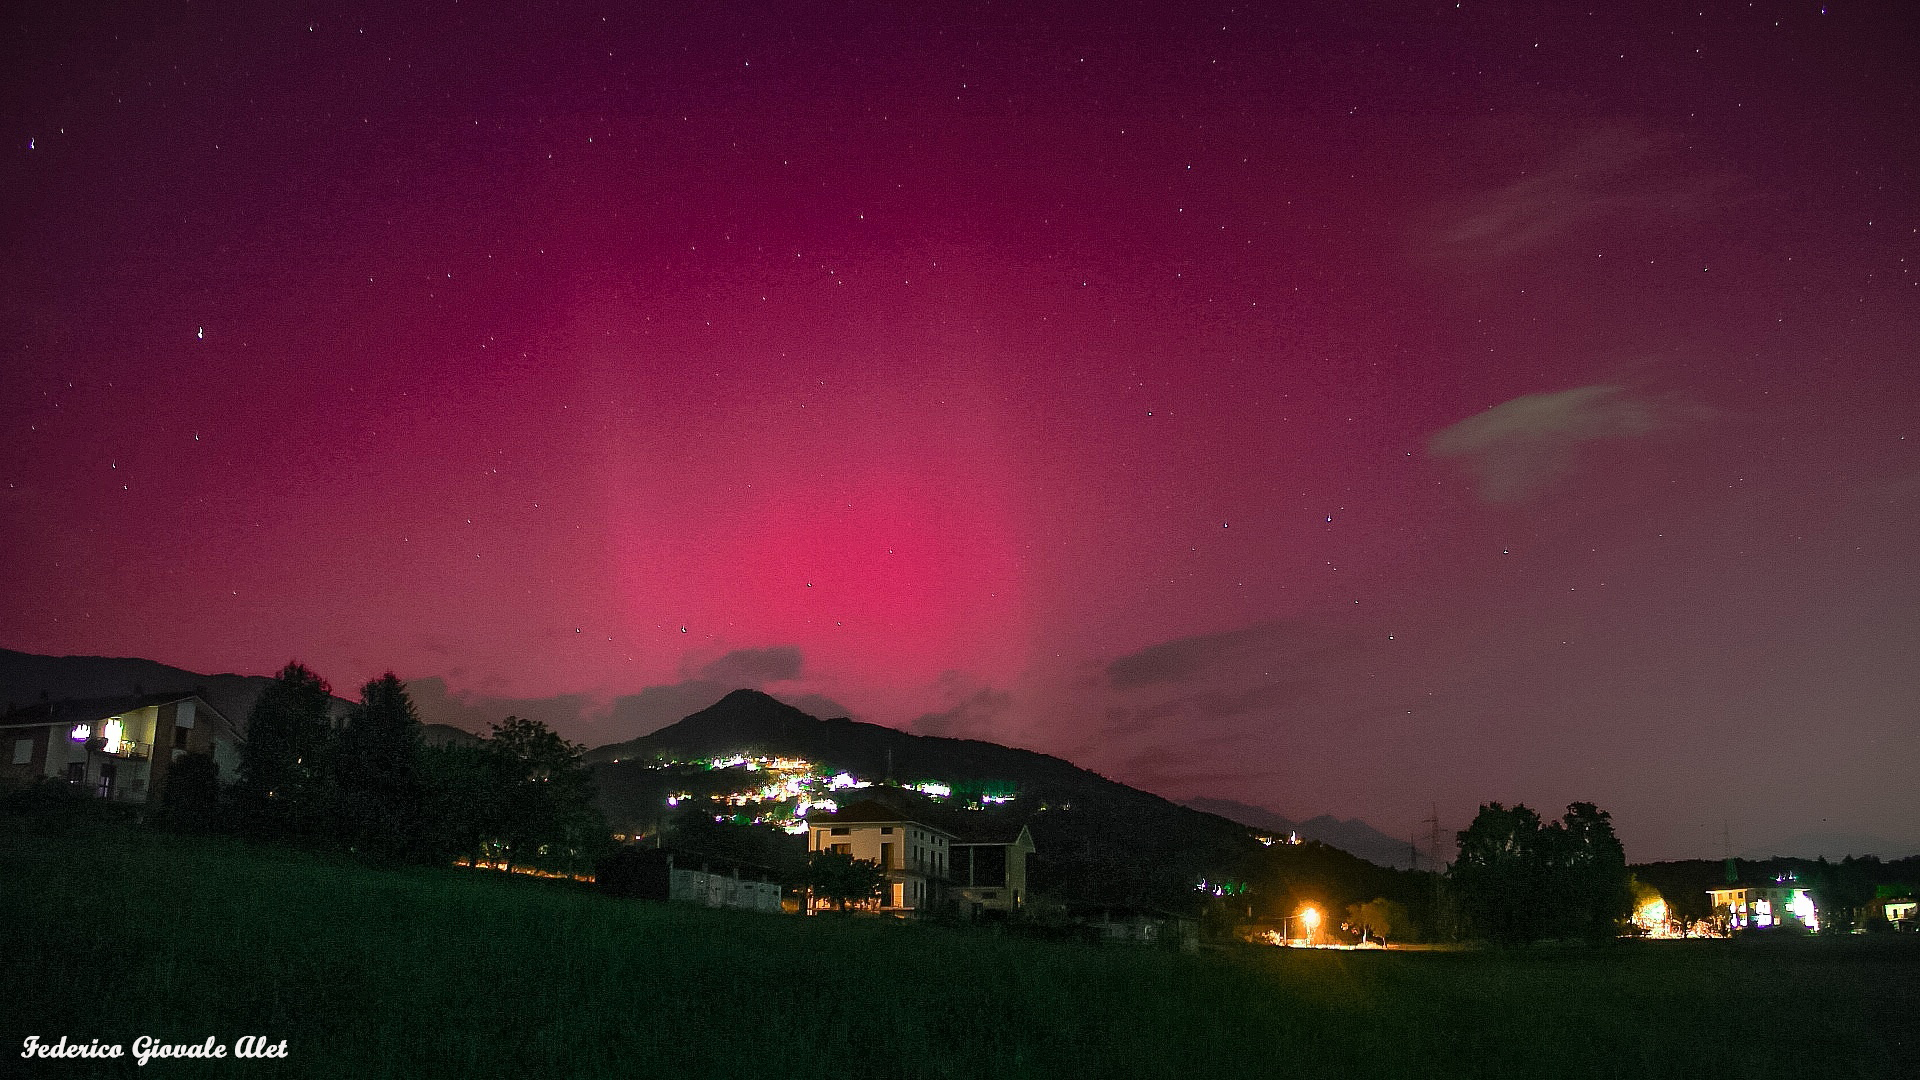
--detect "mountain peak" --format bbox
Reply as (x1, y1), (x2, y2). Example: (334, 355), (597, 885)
(712, 687), (784, 709)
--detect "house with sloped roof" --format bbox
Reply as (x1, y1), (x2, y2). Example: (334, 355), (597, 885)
(951, 822), (1036, 916)
(0, 692), (240, 804)
(1707, 880), (1821, 933)
(806, 799), (954, 914)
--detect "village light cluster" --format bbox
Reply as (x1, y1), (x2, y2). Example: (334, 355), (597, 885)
(643, 753), (1017, 834)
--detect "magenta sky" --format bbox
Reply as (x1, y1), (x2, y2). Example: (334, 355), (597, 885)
(6, 2), (1916, 860)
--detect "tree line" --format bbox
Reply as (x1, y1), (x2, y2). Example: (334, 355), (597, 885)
(1447, 801), (1633, 944)
(203, 662), (605, 872)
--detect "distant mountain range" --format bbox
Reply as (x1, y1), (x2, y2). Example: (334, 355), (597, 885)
(1180, 797), (1422, 871)
(1, 649), (1415, 888)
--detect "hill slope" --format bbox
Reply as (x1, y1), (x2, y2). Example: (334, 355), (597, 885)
(590, 689), (1417, 911)
(0, 647), (292, 729)
(0, 647), (471, 743)
(1181, 797), (1420, 870)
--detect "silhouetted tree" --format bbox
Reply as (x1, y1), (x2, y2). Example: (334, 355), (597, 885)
(806, 850), (885, 910)
(661, 809), (807, 881)
(419, 740), (511, 864)
(1551, 802), (1632, 940)
(1807, 855), (1879, 934)
(160, 752), (220, 815)
(235, 662), (336, 841)
(1451, 801), (1630, 944)
(1346, 896), (1409, 944)
(1451, 802), (1550, 944)
(485, 716), (603, 873)
(334, 672), (426, 861)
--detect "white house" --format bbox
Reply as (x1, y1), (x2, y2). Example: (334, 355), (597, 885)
(806, 799), (953, 914)
(0, 692), (240, 804)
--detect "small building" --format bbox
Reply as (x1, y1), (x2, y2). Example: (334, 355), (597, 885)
(1067, 904), (1200, 951)
(597, 847), (783, 913)
(1877, 885), (1915, 930)
(1708, 881), (1820, 933)
(0, 693), (240, 805)
(806, 799), (952, 915)
(950, 823), (1036, 916)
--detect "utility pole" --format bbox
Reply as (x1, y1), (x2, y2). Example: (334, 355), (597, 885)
(1425, 805), (1446, 940)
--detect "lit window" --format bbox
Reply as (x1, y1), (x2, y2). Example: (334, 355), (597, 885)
(71, 724), (90, 741)
(1787, 890), (1820, 932)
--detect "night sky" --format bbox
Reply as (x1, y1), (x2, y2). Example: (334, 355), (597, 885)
(6, 2), (1916, 861)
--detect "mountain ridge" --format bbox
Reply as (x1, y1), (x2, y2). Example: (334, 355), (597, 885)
(588, 688), (1426, 909)
(1180, 796), (1420, 870)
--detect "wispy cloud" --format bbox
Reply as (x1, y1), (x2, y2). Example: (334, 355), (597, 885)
(1427, 385), (1669, 502)
(912, 685), (1013, 739)
(406, 677), (596, 738)
(1081, 619), (1383, 801)
(1107, 620), (1360, 689)
(410, 645), (850, 746)
(1433, 123), (1734, 260)
(690, 645), (803, 685)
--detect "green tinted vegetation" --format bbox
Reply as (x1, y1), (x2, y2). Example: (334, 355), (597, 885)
(3, 826), (1913, 1079)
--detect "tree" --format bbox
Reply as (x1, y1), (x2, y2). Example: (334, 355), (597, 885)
(159, 752), (220, 817)
(1806, 856), (1879, 934)
(806, 850), (885, 911)
(1551, 802), (1632, 940)
(1346, 896), (1409, 944)
(1450, 801), (1631, 944)
(419, 740), (511, 865)
(1451, 802), (1550, 944)
(334, 672), (427, 861)
(235, 662), (337, 841)
(484, 716), (604, 873)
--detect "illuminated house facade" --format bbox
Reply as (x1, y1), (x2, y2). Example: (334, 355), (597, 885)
(807, 800), (953, 914)
(1707, 882), (1820, 933)
(1878, 885), (1915, 931)
(0, 693), (239, 804)
(951, 823), (1036, 915)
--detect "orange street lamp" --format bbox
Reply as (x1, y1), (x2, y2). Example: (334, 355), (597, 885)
(1280, 905), (1323, 945)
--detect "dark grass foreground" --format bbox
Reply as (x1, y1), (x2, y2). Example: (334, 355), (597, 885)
(3, 826), (1914, 1079)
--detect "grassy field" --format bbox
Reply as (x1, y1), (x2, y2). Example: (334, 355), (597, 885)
(3, 824), (1915, 1079)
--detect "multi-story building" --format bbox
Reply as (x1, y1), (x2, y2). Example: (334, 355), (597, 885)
(1707, 880), (1821, 932)
(806, 799), (953, 914)
(0, 692), (240, 804)
(951, 823), (1036, 915)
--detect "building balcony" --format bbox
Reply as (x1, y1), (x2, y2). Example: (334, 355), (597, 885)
(98, 740), (152, 761)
